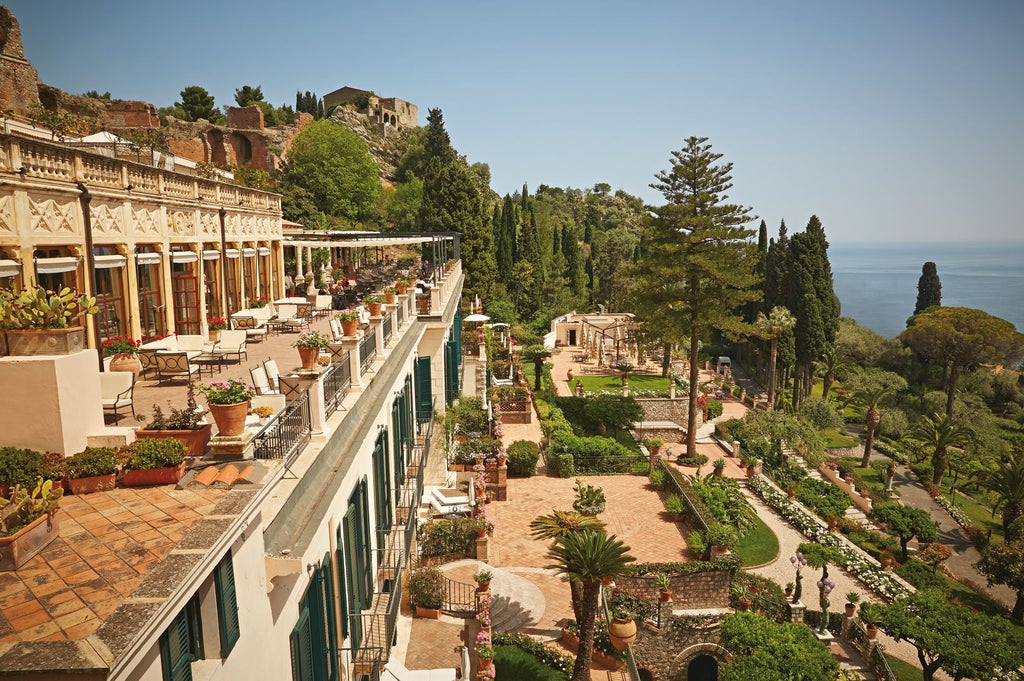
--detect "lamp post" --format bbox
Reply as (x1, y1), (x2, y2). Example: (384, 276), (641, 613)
(789, 552), (808, 603)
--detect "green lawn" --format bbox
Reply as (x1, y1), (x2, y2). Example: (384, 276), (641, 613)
(937, 481), (1003, 541)
(495, 645), (568, 681)
(885, 654), (924, 681)
(734, 514), (780, 567)
(822, 429), (859, 448)
(575, 374), (672, 397)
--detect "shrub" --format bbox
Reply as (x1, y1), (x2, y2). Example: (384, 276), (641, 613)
(677, 454), (708, 467)
(648, 468), (666, 487)
(707, 399), (724, 420)
(799, 397), (844, 431)
(664, 494), (685, 515)
(795, 478), (852, 521)
(416, 517), (477, 557)
(506, 440), (539, 477)
(0, 447), (46, 487)
(548, 449), (575, 478)
(65, 447), (119, 478)
(409, 565), (445, 609)
(876, 410), (909, 440)
(122, 438), (186, 471)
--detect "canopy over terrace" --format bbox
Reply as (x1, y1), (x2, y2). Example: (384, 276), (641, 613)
(282, 230), (461, 280)
(553, 312), (639, 366)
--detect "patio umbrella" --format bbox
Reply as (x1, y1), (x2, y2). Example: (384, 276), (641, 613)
(464, 313), (490, 322)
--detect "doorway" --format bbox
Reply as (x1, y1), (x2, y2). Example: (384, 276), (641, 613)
(687, 654), (718, 681)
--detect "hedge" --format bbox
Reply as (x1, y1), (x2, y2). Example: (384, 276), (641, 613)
(507, 440), (540, 477)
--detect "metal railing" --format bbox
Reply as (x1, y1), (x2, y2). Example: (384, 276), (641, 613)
(253, 388), (311, 470)
(660, 459), (712, 533)
(323, 357), (351, 416)
(441, 575), (478, 616)
(359, 331), (377, 375)
(382, 313), (393, 345)
(625, 646), (642, 681)
(869, 641), (898, 681)
(341, 646), (382, 681)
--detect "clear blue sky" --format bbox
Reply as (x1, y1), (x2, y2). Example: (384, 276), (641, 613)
(6, 0), (1023, 242)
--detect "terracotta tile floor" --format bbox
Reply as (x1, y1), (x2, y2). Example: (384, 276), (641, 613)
(0, 486), (224, 643)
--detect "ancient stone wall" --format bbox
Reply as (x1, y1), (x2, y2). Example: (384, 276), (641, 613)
(106, 101), (159, 128)
(0, 6), (40, 115)
(226, 105), (265, 131)
(636, 398), (692, 425)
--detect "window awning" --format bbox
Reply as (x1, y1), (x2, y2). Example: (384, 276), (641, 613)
(202, 249), (221, 261)
(170, 251), (198, 264)
(94, 254), (127, 269)
(35, 256), (79, 274)
(0, 259), (21, 278)
(136, 252), (161, 265)
(224, 248), (240, 259)
(242, 247), (256, 257)
(258, 247), (271, 256)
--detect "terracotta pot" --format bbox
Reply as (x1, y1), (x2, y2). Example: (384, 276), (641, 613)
(368, 303), (382, 316)
(478, 658), (493, 670)
(209, 329), (222, 343)
(566, 368), (574, 381)
(209, 401), (250, 437)
(0, 511), (60, 571)
(297, 346), (320, 370)
(785, 588), (794, 599)
(880, 556), (893, 569)
(136, 424), (213, 458)
(414, 606), (440, 619)
(396, 284), (408, 295)
(827, 518), (839, 530)
(341, 319), (359, 336)
(865, 624), (878, 640)
(385, 293), (396, 304)
(68, 473), (116, 495)
(659, 589), (672, 602)
(476, 580), (490, 593)
(608, 616), (637, 651)
(121, 461), (186, 487)
(109, 353), (143, 380)
(475, 528), (487, 538)
(6, 327), (85, 356)
(845, 603), (857, 617)
(736, 598), (751, 612)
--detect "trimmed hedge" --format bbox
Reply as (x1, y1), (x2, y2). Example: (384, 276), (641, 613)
(492, 633), (573, 679)
(507, 440), (540, 477)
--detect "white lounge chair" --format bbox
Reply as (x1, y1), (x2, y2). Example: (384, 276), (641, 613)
(212, 329), (247, 364)
(427, 487), (471, 517)
(100, 371), (135, 417)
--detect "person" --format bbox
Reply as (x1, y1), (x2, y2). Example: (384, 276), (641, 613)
(283, 272), (294, 296)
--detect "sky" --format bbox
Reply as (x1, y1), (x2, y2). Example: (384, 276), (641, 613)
(5, 0), (1023, 242)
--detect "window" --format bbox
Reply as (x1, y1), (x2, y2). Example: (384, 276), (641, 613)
(213, 552), (240, 656)
(290, 554), (338, 681)
(160, 593), (202, 681)
(372, 431), (392, 549)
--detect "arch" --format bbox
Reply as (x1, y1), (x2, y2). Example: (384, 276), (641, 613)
(390, 114), (397, 126)
(669, 643), (732, 681)
(230, 132), (253, 164)
(208, 129), (227, 166)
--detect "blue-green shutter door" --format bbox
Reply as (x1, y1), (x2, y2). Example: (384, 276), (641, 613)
(161, 610), (194, 681)
(213, 552), (240, 657)
(414, 356), (432, 419)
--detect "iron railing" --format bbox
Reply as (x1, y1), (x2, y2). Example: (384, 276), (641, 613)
(869, 641), (898, 681)
(573, 455), (650, 475)
(341, 646), (382, 681)
(323, 357), (351, 416)
(253, 388), (311, 469)
(382, 313), (393, 345)
(359, 331), (377, 375)
(441, 575), (478, 616)
(660, 459), (712, 533)
(625, 646), (642, 681)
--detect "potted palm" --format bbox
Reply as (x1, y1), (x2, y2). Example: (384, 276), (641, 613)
(292, 330), (331, 370)
(409, 565), (445, 618)
(120, 437), (188, 486)
(845, 591), (860, 617)
(572, 479), (606, 516)
(364, 295), (384, 316)
(102, 335), (143, 378)
(137, 381), (213, 456)
(0, 478), (63, 570)
(199, 378), (255, 437)
(731, 582), (752, 612)
(654, 573), (672, 602)
(65, 447), (119, 494)
(336, 310), (360, 337)
(645, 438), (664, 457)
(2, 285), (98, 356)
(713, 457), (727, 477)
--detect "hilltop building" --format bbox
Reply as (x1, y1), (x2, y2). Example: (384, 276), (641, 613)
(322, 87), (418, 132)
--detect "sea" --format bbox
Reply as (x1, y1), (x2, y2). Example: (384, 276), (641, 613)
(828, 241), (1024, 339)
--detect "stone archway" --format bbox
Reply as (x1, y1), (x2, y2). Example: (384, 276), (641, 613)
(669, 643), (732, 681)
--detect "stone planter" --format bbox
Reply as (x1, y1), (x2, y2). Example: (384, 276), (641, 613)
(0, 511), (60, 571)
(6, 327), (85, 356)
(121, 461), (186, 487)
(607, 616), (637, 651)
(297, 347), (320, 370)
(67, 473), (116, 495)
(561, 628), (624, 669)
(109, 353), (143, 380)
(136, 424), (213, 457)
(414, 606), (440, 619)
(209, 401), (250, 437)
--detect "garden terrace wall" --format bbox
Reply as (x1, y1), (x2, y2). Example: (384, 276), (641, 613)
(635, 398), (692, 425)
(617, 566), (735, 610)
(497, 399), (531, 423)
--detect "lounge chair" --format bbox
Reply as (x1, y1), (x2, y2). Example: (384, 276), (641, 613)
(233, 315), (268, 343)
(155, 352), (200, 384)
(100, 371), (135, 417)
(249, 365), (278, 396)
(427, 487), (471, 517)
(212, 330), (247, 364)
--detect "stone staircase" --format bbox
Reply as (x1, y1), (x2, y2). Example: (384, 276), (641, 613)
(486, 568), (553, 636)
(785, 448), (872, 530)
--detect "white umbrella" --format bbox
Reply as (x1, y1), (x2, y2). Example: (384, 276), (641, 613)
(464, 313), (490, 322)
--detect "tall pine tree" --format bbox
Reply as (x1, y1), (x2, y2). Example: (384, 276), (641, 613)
(914, 261), (942, 315)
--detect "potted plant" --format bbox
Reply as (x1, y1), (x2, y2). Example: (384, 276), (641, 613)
(416, 292), (430, 315)
(336, 310), (360, 336)
(845, 591), (860, 617)
(363, 295), (383, 316)
(251, 405), (275, 425)
(383, 287), (398, 304)
(199, 379), (256, 437)
(292, 330), (331, 370)
(713, 457), (727, 477)
(101, 335), (143, 377)
(785, 581), (795, 599)
(1, 285), (98, 356)
(472, 515), (494, 538)
(120, 437), (188, 486)
(664, 493), (685, 521)
(409, 565), (445, 618)
(608, 607), (637, 651)
(474, 567), (493, 592)
(0, 478), (63, 570)
(645, 438), (664, 456)
(860, 603), (879, 639)
(572, 479), (606, 515)
(731, 582), (752, 612)
(654, 573), (672, 602)
(248, 297), (268, 309)
(137, 381), (213, 457)
(745, 457), (760, 478)
(0, 447), (47, 497)
(705, 523), (739, 558)
(207, 316), (227, 343)
(785, 481), (798, 498)
(394, 279), (410, 295)
(476, 643), (495, 670)
(65, 447), (119, 494)
(648, 468), (666, 490)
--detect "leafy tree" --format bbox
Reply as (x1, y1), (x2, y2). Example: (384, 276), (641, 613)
(814, 342), (852, 401)
(867, 589), (1024, 681)
(846, 371), (907, 467)
(282, 120), (379, 222)
(871, 503), (938, 560)
(978, 452), (1024, 539)
(755, 306), (796, 407)
(912, 412), (974, 486)
(583, 395), (644, 438)
(719, 612), (838, 681)
(635, 137), (760, 455)
(26, 104), (94, 141)
(901, 307), (1024, 417)
(914, 261), (942, 315)
(544, 532), (634, 681)
(520, 344), (551, 392)
(976, 542), (1024, 622)
(234, 84), (264, 107)
(175, 85), (223, 123)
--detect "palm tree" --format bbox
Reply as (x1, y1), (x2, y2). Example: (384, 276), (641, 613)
(914, 412), (974, 486)
(814, 342), (852, 401)
(848, 384), (895, 468)
(979, 452), (1024, 540)
(520, 344), (551, 392)
(545, 531), (635, 681)
(755, 306), (796, 407)
(530, 510), (608, 623)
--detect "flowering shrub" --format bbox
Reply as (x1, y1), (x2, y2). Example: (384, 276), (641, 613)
(248, 297), (268, 309)
(199, 379), (256, 405)
(491, 633), (574, 676)
(101, 335), (140, 356)
(207, 317), (227, 331)
(933, 493), (973, 530)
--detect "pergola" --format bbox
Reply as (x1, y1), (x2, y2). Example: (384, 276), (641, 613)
(576, 314), (639, 366)
(282, 231), (461, 281)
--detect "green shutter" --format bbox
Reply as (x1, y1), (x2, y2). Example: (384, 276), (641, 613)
(335, 525), (349, 639)
(392, 398), (405, 486)
(160, 610), (194, 681)
(444, 339), (458, 404)
(414, 356), (432, 419)
(373, 431), (392, 548)
(359, 478), (372, 601)
(214, 552), (240, 657)
(320, 554), (338, 681)
(290, 607), (314, 681)
(342, 506), (363, 649)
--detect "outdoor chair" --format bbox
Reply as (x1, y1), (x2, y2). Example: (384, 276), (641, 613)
(283, 303), (313, 332)
(233, 315), (268, 343)
(100, 371), (135, 418)
(249, 365), (278, 396)
(155, 352), (200, 384)
(212, 330), (247, 364)
(263, 359), (281, 392)
(271, 304), (298, 333)
(138, 348), (160, 377)
(175, 335), (208, 358)
(313, 295), (333, 318)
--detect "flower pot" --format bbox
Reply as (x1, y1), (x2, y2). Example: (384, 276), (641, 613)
(368, 303), (382, 316)
(109, 353), (143, 380)
(659, 589), (672, 602)
(341, 319), (359, 336)
(845, 603), (857, 617)
(414, 606), (440, 619)
(566, 368), (574, 381)
(209, 329), (222, 344)
(476, 580), (490, 593)
(6, 327), (85, 356)
(68, 473), (116, 495)
(121, 461), (186, 487)
(880, 556), (893, 569)
(478, 658), (493, 670)
(827, 518), (839, 530)
(736, 598), (751, 612)
(136, 424), (213, 458)
(865, 624), (878, 640)
(785, 588), (794, 599)
(396, 284), (408, 295)
(209, 401), (250, 437)
(297, 346), (320, 370)
(385, 293), (396, 304)
(0, 511), (60, 571)
(608, 616), (637, 651)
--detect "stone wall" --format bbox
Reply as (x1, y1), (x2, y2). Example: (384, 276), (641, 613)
(617, 570), (731, 610)
(636, 397), (693, 426)
(632, 619), (732, 680)
(106, 101), (159, 128)
(0, 7), (40, 115)
(227, 105), (265, 131)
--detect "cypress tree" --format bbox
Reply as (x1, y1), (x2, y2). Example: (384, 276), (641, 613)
(494, 196), (513, 277)
(914, 261), (942, 314)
